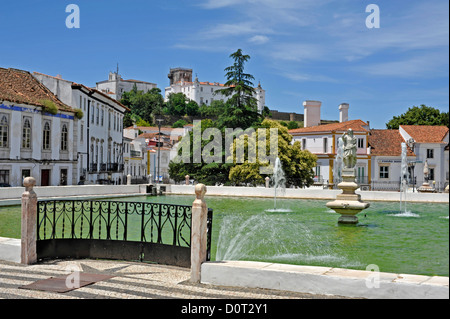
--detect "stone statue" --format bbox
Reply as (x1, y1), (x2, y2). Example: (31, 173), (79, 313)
(342, 129), (357, 169)
(423, 160), (429, 182)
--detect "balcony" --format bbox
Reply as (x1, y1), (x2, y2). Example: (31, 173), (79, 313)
(89, 163), (124, 174)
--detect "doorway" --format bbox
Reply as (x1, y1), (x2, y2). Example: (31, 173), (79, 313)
(41, 169), (50, 186)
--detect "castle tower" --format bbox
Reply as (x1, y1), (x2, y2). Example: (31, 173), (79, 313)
(168, 68), (193, 85)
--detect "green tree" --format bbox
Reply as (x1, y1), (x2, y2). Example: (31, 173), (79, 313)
(215, 49), (262, 129)
(287, 121), (299, 130)
(199, 99), (225, 118)
(172, 119), (187, 128)
(168, 119), (233, 185)
(164, 93), (199, 116)
(386, 105), (449, 129)
(228, 119), (317, 187)
(120, 86), (164, 125)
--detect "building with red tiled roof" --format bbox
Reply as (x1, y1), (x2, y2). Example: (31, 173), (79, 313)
(34, 71), (129, 185)
(369, 130), (415, 157)
(288, 102), (372, 187)
(287, 99), (449, 191)
(368, 125), (448, 191)
(0, 67), (77, 186)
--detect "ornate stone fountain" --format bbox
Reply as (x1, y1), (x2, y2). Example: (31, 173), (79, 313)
(326, 129), (370, 224)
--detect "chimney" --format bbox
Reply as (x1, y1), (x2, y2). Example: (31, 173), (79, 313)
(339, 103), (349, 123)
(303, 100), (321, 127)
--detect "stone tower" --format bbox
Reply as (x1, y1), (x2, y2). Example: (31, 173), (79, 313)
(168, 68), (193, 85)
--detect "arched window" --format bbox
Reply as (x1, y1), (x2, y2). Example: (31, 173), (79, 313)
(61, 124), (68, 151)
(0, 115), (8, 148)
(22, 118), (31, 149)
(43, 122), (51, 150)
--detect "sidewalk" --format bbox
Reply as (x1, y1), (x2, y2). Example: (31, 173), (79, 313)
(0, 238), (346, 299)
(0, 237), (21, 264)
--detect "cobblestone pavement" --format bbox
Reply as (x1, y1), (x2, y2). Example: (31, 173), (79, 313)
(0, 259), (349, 299)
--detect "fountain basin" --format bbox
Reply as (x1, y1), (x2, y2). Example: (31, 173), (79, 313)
(326, 168), (370, 224)
(326, 199), (370, 224)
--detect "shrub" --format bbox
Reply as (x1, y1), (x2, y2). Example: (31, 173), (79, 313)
(39, 99), (58, 115)
(74, 108), (84, 119)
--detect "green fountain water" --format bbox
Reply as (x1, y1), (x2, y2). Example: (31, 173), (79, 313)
(1, 195), (448, 276)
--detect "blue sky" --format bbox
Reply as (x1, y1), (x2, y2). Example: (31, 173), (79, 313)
(1, 0), (448, 129)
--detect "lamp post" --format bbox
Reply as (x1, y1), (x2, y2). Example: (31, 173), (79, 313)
(156, 118), (163, 184)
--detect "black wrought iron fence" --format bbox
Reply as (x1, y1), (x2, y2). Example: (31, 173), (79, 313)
(36, 199), (213, 267)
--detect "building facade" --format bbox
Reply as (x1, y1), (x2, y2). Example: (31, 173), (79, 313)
(34, 72), (129, 185)
(289, 101), (371, 187)
(0, 68), (76, 187)
(96, 70), (157, 101)
(164, 68), (266, 113)
(288, 99), (449, 191)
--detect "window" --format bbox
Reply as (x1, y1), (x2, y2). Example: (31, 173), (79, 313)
(96, 104), (99, 125)
(0, 115), (8, 148)
(22, 118), (31, 149)
(0, 170), (9, 185)
(357, 138), (364, 148)
(91, 102), (95, 123)
(427, 149), (434, 159)
(357, 167), (365, 183)
(379, 166), (389, 179)
(21, 169), (31, 181)
(429, 168), (435, 181)
(61, 124), (68, 151)
(323, 138), (328, 153)
(302, 138), (307, 150)
(43, 121), (51, 150)
(80, 124), (84, 142)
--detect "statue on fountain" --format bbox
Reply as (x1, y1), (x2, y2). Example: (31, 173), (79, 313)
(326, 128), (370, 224)
(342, 129), (357, 169)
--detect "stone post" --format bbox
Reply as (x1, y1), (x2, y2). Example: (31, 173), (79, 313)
(185, 175), (190, 185)
(127, 174), (131, 185)
(21, 177), (37, 265)
(265, 176), (270, 188)
(190, 183), (208, 283)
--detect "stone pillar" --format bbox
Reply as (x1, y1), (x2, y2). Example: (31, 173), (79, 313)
(127, 174), (131, 185)
(185, 175), (190, 185)
(21, 177), (37, 265)
(190, 183), (208, 283)
(265, 176), (270, 188)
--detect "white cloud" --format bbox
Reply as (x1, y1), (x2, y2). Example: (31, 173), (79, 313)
(358, 52), (449, 78)
(249, 35), (269, 45)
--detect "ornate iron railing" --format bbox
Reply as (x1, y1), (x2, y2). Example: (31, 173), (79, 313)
(36, 199), (213, 266)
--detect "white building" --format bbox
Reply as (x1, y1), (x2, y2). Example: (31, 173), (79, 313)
(96, 70), (157, 101)
(164, 68), (266, 113)
(289, 99), (449, 191)
(0, 68), (77, 187)
(123, 125), (186, 182)
(289, 101), (371, 187)
(34, 72), (130, 185)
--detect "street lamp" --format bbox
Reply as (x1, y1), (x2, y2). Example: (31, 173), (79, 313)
(156, 118), (163, 184)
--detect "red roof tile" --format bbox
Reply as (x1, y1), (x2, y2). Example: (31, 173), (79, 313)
(289, 119), (369, 134)
(369, 129), (415, 156)
(0, 68), (74, 113)
(400, 125), (448, 143)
